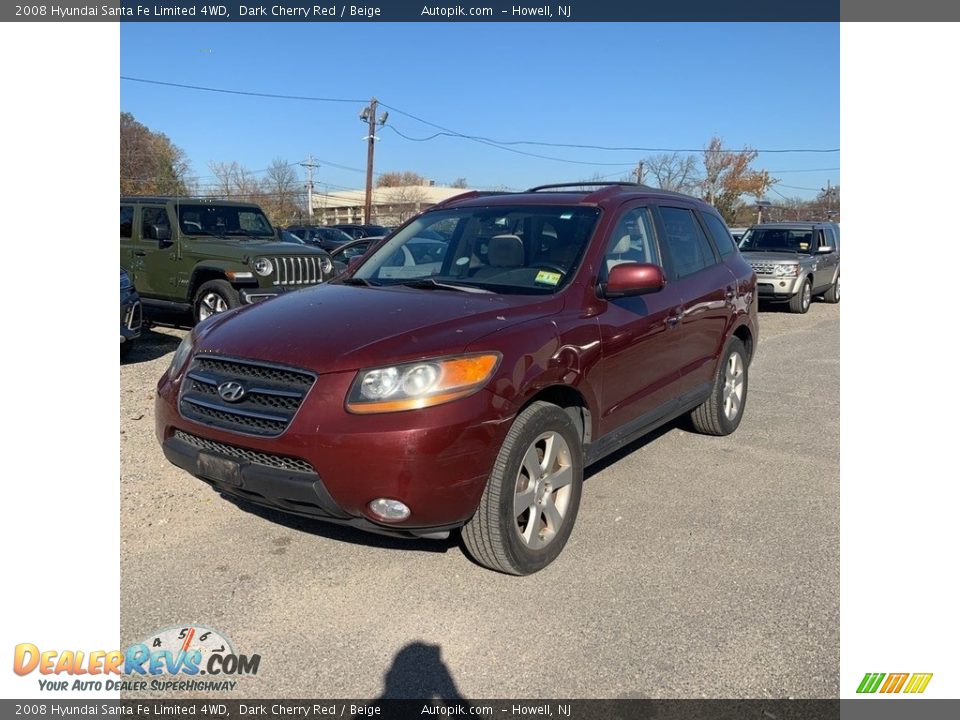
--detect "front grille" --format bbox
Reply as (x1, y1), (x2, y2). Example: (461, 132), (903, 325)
(172, 430), (315, 473)
(272, 256), (325, 286)
(749, 262), (777, 275)
(124, 301), (142, 331)
(179, 355), (315, 437)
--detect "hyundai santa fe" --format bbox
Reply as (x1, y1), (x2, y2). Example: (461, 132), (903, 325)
(156, 182), (759, 574)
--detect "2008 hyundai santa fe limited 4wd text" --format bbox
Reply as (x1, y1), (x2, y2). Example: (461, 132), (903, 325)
(156, 182), (759, 574)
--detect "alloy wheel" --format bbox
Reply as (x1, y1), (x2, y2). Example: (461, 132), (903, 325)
(722, 352), (745, 421)
(513, 431), (574, 550)
(198, 292), (228, 321)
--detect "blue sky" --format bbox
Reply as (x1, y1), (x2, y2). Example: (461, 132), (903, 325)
(120, 22), (839, 200)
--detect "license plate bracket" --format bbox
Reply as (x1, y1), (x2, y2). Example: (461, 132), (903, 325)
(196, 452), (242, 487)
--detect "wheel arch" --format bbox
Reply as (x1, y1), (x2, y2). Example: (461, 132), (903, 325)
(515, 385), (594, 446)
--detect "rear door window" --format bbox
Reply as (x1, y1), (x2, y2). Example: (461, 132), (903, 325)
(700, 212), (738, 259)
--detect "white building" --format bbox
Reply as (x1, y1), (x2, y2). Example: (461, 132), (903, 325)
(311, 183), (474, 226)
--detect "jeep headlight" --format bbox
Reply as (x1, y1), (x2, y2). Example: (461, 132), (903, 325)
(346, 353), (501, 414)
(774, 264), (800, 277)
(253, 257), (274, 276)
(320, 254), (334, 275)
(168, 332), (195, 379)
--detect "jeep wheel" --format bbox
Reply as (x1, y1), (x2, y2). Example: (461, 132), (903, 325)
(823, 274), (840, 304)
(462, 401), (583, 575)
(120, 340), (133, 361)
(690, 337), (749, 436)
(789, 278), (812, 314)
(194, 280), (240, 323)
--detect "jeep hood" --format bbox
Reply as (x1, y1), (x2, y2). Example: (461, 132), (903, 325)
(183, 237), (328, 257)
(195, 283), (562, 374)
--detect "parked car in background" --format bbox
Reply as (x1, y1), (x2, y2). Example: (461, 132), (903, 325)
(287, 225), (355, 251)
(739, 221), (840, 313)
(120, 197), (336, 323)
(120, 267), (142, 359)
(729, 227), (748, 242)
(156, 182), (758, 574)
(277, 228), (307, 245)
(329, 237), (375, 276)
(331, 223), (391, 240)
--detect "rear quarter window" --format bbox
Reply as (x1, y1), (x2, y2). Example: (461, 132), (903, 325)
(700, 212), (738, 259)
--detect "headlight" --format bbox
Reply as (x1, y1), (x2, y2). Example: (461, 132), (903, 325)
(253, 257), (274, 276)
(774, 264), (800, 277)
(346, 353), (501, 414)
(167, 333), (195, 379)
(320, 255), (334, 275)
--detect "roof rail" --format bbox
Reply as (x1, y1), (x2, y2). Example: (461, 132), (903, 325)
(525, 181), (642, 192)
(431, 190), (510, 209)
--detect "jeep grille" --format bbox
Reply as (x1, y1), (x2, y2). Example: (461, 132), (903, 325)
(272, 256), (325, 286)
(178, 356), (315, 437)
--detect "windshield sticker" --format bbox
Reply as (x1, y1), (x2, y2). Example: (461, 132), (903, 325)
(535, 270), (561, 286)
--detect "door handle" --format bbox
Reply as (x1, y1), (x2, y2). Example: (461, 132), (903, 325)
(134, 250), (147, 257)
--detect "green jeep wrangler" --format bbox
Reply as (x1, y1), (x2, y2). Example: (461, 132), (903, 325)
(119, 197), (335, 322)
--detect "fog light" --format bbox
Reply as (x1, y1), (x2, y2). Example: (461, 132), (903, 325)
(368, 498), (410, 522)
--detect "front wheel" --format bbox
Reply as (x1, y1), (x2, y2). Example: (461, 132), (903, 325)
(462, 401), (583, 575)
(788, 278), (812, 314)
(689, 337), (749, 436)
(193, 279), (241, 324)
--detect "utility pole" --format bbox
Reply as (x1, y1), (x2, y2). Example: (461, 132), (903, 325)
(300, 155), (320, 221)
(821, 179), (838, 220)
(634, 160), (645, 185)
(359, 98), (388, 225)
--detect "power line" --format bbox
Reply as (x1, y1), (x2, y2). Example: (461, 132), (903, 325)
(120, 76), (365, 103)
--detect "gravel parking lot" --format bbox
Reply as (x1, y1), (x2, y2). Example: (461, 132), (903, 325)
(120, 302), (839, 699)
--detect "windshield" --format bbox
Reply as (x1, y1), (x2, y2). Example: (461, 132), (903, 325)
(351, 205), (600, 294)
(177, 204), (274, 238)
(739, 228), (814, 254)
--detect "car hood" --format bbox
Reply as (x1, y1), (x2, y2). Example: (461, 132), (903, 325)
(195, 283), (562, 374)
(182, 236), (329, 256)
(740, 252), (805, 264)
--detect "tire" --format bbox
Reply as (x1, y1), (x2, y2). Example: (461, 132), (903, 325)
(462, 401), (583, 575)
(823, 274), (840, 304)
(193, 279), (241, 324)
(689, 337), (749, 437)
(788, 278), (812, 314)
(120, 340), (133, 360)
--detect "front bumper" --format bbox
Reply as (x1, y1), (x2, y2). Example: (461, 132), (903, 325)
(756, 274), (804, 299)
(155, 366), (513, 534)
(120, 290), (142, 343)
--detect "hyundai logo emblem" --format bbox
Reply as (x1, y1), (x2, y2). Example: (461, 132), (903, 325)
(217, 380), (246, 403)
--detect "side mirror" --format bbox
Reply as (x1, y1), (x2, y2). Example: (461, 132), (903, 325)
(148, 224), (172, 243)
(817, 245), (835, 254)
(602, 262), (666, 298)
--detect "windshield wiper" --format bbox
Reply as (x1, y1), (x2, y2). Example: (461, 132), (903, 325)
(397, 278), (492, 294)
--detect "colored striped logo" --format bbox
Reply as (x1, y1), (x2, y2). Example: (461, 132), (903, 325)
(857, 673), (933, 694)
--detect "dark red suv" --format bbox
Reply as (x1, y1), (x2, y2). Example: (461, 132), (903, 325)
(156, 183), (758, 574)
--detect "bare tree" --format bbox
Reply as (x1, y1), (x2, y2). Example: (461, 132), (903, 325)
(260, 158), (302, 226)
(381, 185), (428, 224)
(451, 177), (469, 189)
(644, 153), (699, 193)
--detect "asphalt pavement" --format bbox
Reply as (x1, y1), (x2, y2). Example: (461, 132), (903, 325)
(120, 302), (839, 699)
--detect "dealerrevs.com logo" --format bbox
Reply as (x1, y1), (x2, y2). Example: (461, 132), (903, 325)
(13, 625), (261, 693)
(856, 673), (933, 694)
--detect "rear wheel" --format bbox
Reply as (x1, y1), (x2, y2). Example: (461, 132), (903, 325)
(462, 401), (583, 575)
(690, 337), (749, 436)
(194, 280), (240, 323)
(788, 278), (812, 314)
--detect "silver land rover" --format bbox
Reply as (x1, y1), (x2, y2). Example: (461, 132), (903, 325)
(739, 222), (840, 313)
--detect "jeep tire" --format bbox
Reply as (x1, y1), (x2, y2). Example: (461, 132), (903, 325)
(462, 401), (583, 575)
(788, 278), (812, 314)
(690, 337), (749, 437)
(194, 279), (241, 323)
